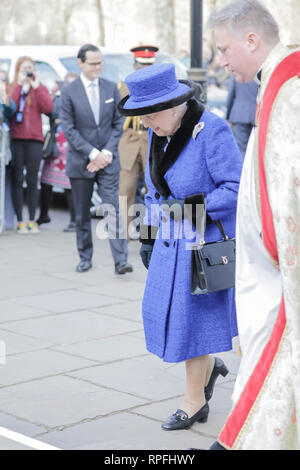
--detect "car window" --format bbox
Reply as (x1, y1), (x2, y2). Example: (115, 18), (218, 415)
(59, 57), (81, 74)
(0, 59), (11, 75)
(59, 54), (133, 82)
(35, 61), (61, 90)
(101, 54), (133, 82)
(59, 52), (188, 83)
(155, 55), (188, 79)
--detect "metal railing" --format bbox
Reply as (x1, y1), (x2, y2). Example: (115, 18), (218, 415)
(0, 127), (6, 234)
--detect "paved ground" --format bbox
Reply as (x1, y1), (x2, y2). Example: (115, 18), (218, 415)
(0, 205), (240, 451)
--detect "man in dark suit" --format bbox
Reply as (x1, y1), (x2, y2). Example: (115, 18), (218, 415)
(226, 76), (259, 158)
(60, 44), (133, 274)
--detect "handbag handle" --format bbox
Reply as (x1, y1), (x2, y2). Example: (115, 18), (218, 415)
(199, 197), (229, 244)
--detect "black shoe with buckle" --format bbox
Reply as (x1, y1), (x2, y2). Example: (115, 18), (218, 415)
(205, 357), (229, 401)
(161, 403), (209, 431)
(115, 262), (133, 275)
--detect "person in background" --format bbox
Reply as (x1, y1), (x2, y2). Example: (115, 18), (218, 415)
(60, 44), (132, 274)
(36, 72), (78, 232)
(177, 50), (190, 67)
(226, 76), (258, 158)
(0, 69), (16, 230)
(118, 63), (242, 431)
(9, 56), (53, 234)
(208, 0), (300, 450)
(118, 45), (158, 240)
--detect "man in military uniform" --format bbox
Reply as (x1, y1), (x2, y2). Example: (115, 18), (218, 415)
(118, 45), (158, 239)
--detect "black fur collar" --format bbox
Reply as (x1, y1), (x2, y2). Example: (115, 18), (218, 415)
(149, 98), (205, 198)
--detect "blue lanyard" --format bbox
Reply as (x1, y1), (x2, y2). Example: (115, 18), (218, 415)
(19, 89), (27, 113)
(16, 89), (28, 123)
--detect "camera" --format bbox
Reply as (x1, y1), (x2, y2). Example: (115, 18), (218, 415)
(26, 71), (35, 79)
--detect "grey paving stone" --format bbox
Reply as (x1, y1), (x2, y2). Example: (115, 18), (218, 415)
(12, 290), (122, 313)
(69, 355), (186, 402)
(81, 280), (145, 301)
(0, 435), (32, 450)
(50, 269), (114, 286)
(38, 412), (215, 450)
(0, 274), (81, 300)
(0, 328), (53, 356)
(92, 300), (143, 324)
(0, 376), (148, 428)
(0, 263), (41, 280)
(2, 311), (141, 345)
(0, 349), (95, 386)
(54, 334), (148, 363)
(0, 299), (51, 322)
(0, 413), (45, 437)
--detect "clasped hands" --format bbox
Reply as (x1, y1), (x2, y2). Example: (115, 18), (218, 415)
(86, 151), (112, 172)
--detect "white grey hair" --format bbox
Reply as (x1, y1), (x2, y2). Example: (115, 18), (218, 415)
(208, 0), (280, 46)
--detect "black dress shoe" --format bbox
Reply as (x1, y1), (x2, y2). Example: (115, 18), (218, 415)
(205, 357), (229, 401)
(36, 215), (51, 225)
(63, 222), (76, 232)
(76, 260), (92, 273)
(161, 403), (209, 431)
(115, 262), (133, 275)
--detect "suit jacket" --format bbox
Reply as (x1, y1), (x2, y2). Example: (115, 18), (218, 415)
(226, 77), (258, 125)
(60, 76), (124, 179)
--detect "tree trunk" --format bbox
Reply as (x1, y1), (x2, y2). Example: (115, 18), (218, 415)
(95, 0), (105, 46)
(155, 0), (175, 54)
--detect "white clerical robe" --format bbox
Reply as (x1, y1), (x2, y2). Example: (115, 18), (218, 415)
(218, 43), (300, 450)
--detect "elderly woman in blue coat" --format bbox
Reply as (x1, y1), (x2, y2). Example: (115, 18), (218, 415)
(118, 64), (242, 430)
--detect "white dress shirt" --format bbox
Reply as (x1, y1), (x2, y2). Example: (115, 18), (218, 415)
(80, 73), (112, 161)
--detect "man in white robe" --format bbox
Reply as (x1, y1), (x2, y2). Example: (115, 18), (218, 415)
(208, 0), (300, 450)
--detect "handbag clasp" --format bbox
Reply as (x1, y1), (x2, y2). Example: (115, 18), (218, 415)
(222, 256), (228, 265)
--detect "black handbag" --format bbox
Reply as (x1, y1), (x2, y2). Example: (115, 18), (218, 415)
(42, 115), (58, 160)
(191, 202), (236, 295)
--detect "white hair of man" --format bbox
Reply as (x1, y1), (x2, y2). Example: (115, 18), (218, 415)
(208, 0), (280, 47)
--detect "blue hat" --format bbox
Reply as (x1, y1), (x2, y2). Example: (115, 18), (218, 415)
(118, 63), (196, 116)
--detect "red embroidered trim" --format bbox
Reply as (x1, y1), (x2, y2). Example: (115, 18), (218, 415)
(219, 51), (300, 449)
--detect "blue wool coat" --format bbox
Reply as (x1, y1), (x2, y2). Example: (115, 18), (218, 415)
(142, 103), (242, 363)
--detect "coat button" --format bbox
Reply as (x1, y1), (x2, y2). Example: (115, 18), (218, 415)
(155, 192), (160, 199)
(163, 241), (169, 247)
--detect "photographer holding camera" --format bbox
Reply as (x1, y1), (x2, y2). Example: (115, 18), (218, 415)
(9, 56), (53, 234)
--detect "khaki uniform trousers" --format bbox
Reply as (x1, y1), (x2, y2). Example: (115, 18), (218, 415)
(119, 129), (148, 239)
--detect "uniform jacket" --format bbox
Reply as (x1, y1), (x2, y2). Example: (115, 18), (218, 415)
(118, 81), (148, 171)
(60, 76), (124, 179)
(142, 99), (242, 362)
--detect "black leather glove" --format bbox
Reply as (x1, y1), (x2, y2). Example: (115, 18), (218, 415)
(140, 243), (154, 270)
